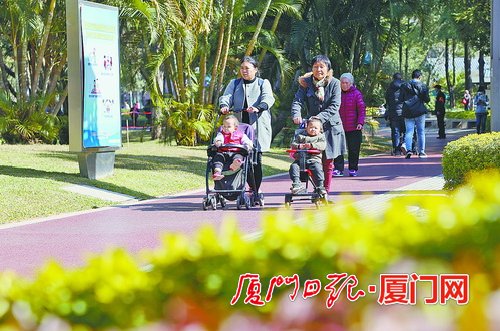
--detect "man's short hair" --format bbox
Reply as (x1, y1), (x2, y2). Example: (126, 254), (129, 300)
(392, 72), (402, 80)
(412, 69), (422, 79)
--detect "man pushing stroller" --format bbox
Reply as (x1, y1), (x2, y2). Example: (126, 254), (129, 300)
(289, 117), (326, 195)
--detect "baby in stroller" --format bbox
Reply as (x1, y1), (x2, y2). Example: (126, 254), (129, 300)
(288, 117), (327, 195)
(203, 115), (255, 210)
(212, 115), (253, 180)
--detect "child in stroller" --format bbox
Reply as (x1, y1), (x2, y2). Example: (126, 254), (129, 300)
(212, 115), (253, 180)
(285, 117), (328, 208)
(203, 115), (255, 210)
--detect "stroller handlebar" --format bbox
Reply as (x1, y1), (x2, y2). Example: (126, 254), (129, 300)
(286, 149), (322, 155)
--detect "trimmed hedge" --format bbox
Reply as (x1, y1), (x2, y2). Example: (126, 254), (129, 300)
(0, 172), (499, 329)
(442, 132), (500, 189)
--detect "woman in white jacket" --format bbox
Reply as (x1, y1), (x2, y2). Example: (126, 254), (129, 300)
(219, 56), (275, 205)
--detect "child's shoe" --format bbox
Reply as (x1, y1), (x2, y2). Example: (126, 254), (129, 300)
(317, 186), (327, 196)
(212, 169), (224, 181)
(229, 158), (243, 171)
(291, 182), (306, 194)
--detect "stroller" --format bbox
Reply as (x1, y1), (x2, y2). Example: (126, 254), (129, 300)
(284, 122), (329, 208)
(202, 120), (258, 210)
(284, 149), (328, 208)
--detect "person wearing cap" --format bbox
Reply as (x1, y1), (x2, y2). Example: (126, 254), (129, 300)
(434, 84), (446, 139)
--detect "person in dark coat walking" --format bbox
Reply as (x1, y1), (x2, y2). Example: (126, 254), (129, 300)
(434, 84), (446, 139)
(384, 73), (406, 155)
(398, 69), (430, 159)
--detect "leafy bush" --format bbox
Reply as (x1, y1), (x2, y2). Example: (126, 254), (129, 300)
(442, 132), (500, 189)
(0, 172), (499, 329)
(445, 110), (475, 119)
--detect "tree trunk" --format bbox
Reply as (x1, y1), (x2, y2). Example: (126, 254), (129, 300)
(478, 50), (485, 86)
(30, 0), (56, 98)
(216, 0), (235, 101)
(207, 0), (228, 104)
(197, 36), (208, 104)
(464, 40), (472, 91)
(444, 39), (455, 108)
(348, 26), (359, 73)
(398, 20), (402, 73)
(258, 12), (282, 63)
(245, 0), (272, 56)
(452, 39), (456, 86)
(175, 35), (187, 102)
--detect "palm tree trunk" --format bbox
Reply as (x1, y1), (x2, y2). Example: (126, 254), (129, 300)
(207, 0), (228, 104)
(30, 0), (56, 98)
(197, 36), (208, 104)
(216, 0), (235, 100)
(175, 35), (187, 102)
(49, 86), (68, 117)
(258, 12), (282, 63)
(245, 0), (272, 56)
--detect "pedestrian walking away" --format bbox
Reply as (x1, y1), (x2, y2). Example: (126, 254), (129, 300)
(399, 69), (430, 159)
(384, 73), (406, 156)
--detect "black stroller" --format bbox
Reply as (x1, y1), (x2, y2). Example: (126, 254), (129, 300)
(202, 121), (258, 210)
(284, 148), (329, 208)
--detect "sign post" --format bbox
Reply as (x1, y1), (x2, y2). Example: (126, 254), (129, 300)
(492, 0), (500, 131)
(66, 0), (121, 179)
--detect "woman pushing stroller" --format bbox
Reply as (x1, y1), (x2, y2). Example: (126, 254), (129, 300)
(212, 115), (253, 180)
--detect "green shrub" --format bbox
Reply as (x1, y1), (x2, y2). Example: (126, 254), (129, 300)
(445, 110), (475, 119)
(442, 132), (500, 189)
(0, 172), (499, 329)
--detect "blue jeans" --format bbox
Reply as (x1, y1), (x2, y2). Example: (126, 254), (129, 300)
(404, 114), (426, 154)
(475, 113), (487, 134)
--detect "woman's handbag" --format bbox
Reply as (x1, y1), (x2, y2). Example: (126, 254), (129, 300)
(402, 86), (427, 118)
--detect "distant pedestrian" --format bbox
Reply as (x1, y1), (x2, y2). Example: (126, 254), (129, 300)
(333, 73), (366, 177)
(384, 73), (406, 155)
(434, 84), (446, 139)
(474, 85), (489, 134)
(131, 102), (140, 127)
(399, 69), (430, 159)
(462, 90), (472, 111)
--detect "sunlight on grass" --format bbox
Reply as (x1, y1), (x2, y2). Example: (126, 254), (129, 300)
(0, 134), (390, 223)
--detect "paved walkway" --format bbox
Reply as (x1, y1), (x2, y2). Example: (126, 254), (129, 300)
(0, 127), (473, 277)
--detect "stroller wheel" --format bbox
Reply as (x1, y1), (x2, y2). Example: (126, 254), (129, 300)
(202, 197), (209, 211)
(244, 195), (251, 210)
(284, 194), (292, 209)
(236, 195), (242, 210)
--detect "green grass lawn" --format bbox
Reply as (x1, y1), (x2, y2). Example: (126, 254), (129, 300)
(0, 133), (390, 224)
